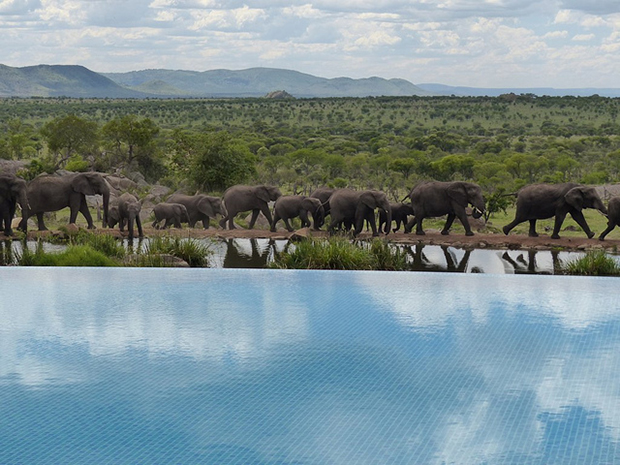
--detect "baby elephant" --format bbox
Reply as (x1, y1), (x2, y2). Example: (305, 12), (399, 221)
(599, 197), (620, 240)
(379, 202), (415, 233)
(271, 195), (324, 232)
(152, 202), (189, 229)
(109, 193), (143, 239)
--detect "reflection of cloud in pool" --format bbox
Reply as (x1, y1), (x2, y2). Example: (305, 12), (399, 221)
(0, 269), (312, 386)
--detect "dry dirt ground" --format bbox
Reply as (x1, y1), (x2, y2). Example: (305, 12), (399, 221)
(10, 225), (620, 253)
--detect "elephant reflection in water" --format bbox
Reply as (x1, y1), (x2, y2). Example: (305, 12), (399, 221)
(0, 240), (14, 266)
(223, 238), (292, 268)
(500, 250), (561, 275)
(403, 244), (473, 272)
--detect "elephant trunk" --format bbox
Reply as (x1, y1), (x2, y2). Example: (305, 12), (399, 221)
(127, 214), (135, 239)
(383, 205), (392, 236)
(101, 187), (110, 229)
(18, 190), (29, 232)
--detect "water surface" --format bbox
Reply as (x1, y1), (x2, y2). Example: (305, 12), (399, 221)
(1, 268), (619, 464)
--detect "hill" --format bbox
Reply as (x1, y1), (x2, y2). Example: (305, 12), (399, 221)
(0, 64), (146, 98)
(102, 67), (430, 98)
(417, 83), (620, 98)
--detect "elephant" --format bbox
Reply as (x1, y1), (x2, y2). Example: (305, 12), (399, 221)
(598, 196), (620, 240)
(113, 193), (143, 239)
(0, 174), (29, 236)
(270, 195), (325, 232)
(404, 181), (485, 236)
(151, 202), (189, 229)
(379, 202), (415, 233)
(502, 183), (607, 239)
(309, 187), (336, 229)
(20, 172), (110, 231)
(166, 193), (227, 229)
(219, 184), (282, 230)
(328, 189), (392, 237)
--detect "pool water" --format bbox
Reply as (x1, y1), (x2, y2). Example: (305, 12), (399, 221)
(1, 268), (620, 464)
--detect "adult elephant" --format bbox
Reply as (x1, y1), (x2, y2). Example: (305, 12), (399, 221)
(113, 193), (143, 239)
(404, 181), (485, 236)
(219, 185), (282, 230)
(152, 202), (189, 229)
(166, 193), (226, 229)
(379, 202), (414, 233)
(270, 195), (324, 232)
(21, 172), (110, 231)
(328, 189), (392, 237)
(0, 174), (29, 236)
(309, 187), (336, 229)
(503, 183), (607, 239)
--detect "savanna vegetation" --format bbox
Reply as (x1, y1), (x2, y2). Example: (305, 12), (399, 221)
(2, 94), (620, 204)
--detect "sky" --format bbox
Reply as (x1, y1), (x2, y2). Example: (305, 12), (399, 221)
(1, 0), (620, 88)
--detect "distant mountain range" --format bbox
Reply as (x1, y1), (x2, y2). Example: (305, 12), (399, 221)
(1, 64), (619, 98)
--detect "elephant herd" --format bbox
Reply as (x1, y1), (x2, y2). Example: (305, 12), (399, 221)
(1, 171), (619, 241)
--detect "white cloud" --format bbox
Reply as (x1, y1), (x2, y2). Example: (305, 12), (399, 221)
(573, 33), (595, 40)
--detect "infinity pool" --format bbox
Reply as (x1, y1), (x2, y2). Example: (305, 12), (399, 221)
(1, 268), (619, 464)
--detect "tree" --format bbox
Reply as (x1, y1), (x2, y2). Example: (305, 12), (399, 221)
(188, 131), (257, 191)
(40, 115), (98, 169)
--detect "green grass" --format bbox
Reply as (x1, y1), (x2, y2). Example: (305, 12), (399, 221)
(142, 236), (213, 267)
(271, 237), (409, 270)
(18, 243), (118, 266)
(561, 250), (620, 276)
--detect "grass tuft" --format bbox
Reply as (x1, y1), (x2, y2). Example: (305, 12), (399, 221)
(143, 236), (213, 267)
(561, 250), (620, 276)
(271, 237), (409, 271)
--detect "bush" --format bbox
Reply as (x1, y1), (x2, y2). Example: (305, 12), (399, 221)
(143, 236), (212, 267)
(271, 237), (409, 270)
(18, 243), (118, 267)
(561, 250), (620, 276)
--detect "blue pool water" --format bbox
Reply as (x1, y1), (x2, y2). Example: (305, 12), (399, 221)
(1, 268), (620, 464)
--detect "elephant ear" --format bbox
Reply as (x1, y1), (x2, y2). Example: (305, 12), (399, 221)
(71, 174), (97, 195)
(302, 197), (319, 212)
(565, 187), (584, 211)
(256, 186), (271, 203)
(447, 183), (468, 208)
(360, 191), (378, 210)
(197, 198), (215, 218)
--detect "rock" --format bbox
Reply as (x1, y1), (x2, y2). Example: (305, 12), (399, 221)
(104, 175), (138, 191)
(244, 212), (271, 229)
(123, 253), (190, 267)
(289, 228), (312, 241)
(0, 160), (27, 175)
(150, 184), (171, 197)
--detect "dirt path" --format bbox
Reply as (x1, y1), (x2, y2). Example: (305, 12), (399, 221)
(12, 226), (620, 253)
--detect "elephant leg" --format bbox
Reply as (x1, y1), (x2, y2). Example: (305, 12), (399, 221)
(299, 211), (311, 228)
(528, 220), (538, 237)
(174, 217), (182, 228)
(284, 218), (295, 232)
(415, 216), (426, 235)
(78, 198), (95, 229)
(441, 214), (456, 235)
(1, 209), (11, 236)
(152, 218), (159, 229)
(219, 216), (227, 229)
(366, 212), (379, 237)
(454, 208), (474, 236)
(136, 216), (144, 238)
(404, 217), (415, 234)
(551, 212), (567, 239)
(202, 217), (210, 229)
(270, 212), (281, 232)
(599, 220), (616, 241)
(569, 211), (595, 239)
(259, 203), (273, 227)
(248, 209), (260, 229)
(503, 217), (525, 235)
(36, 213), (48, 231)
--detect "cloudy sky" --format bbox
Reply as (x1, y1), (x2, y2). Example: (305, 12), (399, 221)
(1, 0), (620, 88)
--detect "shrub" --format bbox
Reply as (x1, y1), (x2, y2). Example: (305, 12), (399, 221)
(271, 237), (409, 270)
(561, 250), (620, 276)
(18, 244), (118, 267)
(143, 236), (212, 267)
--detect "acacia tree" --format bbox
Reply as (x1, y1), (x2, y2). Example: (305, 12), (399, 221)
(40, 115), (98, 169)
(186, 131), (257, 192)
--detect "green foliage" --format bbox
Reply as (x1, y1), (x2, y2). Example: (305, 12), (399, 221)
(40, 114), (98, 168)
(64, 155), (90, 172)
(18, 243), (118, 267)
(561, 250), (620, 276)
(176, 130), (257, 191)
(143, 236), (213, 267)
(483, 189), (515, 222)
(17, 157), (57, 180)
(59, 228), (126, 259)
(271, 237), (409, 270)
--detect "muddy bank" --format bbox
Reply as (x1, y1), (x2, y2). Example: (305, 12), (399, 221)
(9, 226), (620, 253)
